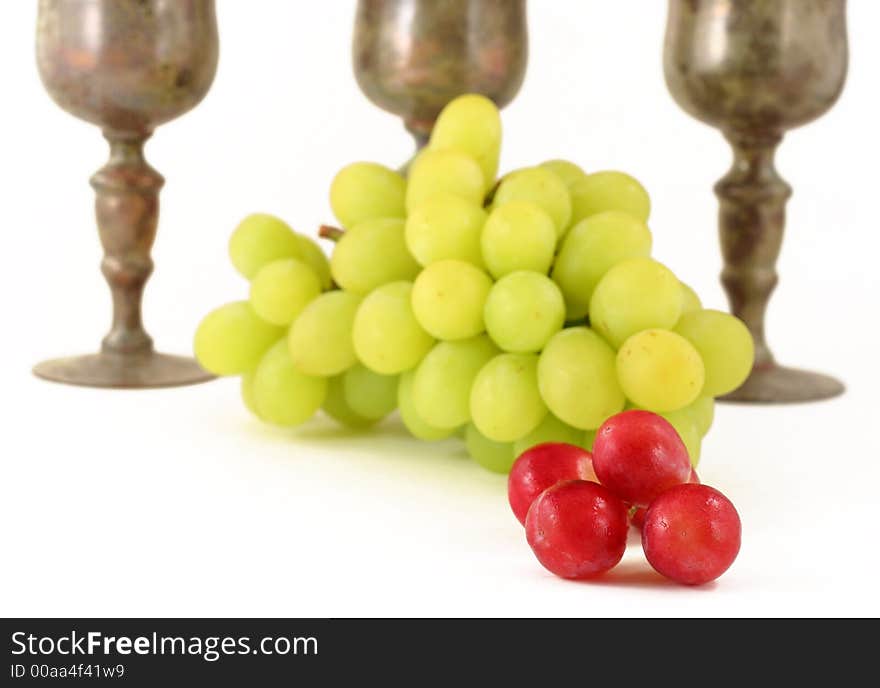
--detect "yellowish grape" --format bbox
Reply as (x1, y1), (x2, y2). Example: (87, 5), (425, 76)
(484, 272), (565, 353)
(540, 159), (587, 189)
(295, 234), (332, 290)
(322, 375), (377, 429)
(674, 309), (754, 397)
(343, 364), (398, 420)
(329, 162), (406, 229)
(465, 423), (516, 474)
(481, 201), (557, 279)
(470, 353), (547, 442)
(194, 301), (284, 376)
(493, 167), (572, 237)
(353, 281), (434, 374)
(330, 218), (420, 295)
(411, 260), (492, 340)
(249, 258), (321, 326)
(569, 170), (651, 225)
(617, 329), (705, 412)
(405, 149), (484, 211)
(252, 340), (327, 427)
(288, 290), (361, 376)
(429, 94), (501, 192)
(537, 327), (625, 429)
(398, 370), (457, 441)
(228, 214), (302, 280)
(512, 414), (583, 456)
(679, 282), (703, 316)
(405, 193), (486, 268)
(590, 257), (683, 347)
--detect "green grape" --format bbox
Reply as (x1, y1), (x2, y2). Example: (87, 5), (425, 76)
(465, 423), (515, 474)
(252, 340), (327, 427)
(688, 396), (715, 436)
(330, 218), (420, 295)
(551, 211), (653, 320)
(353, 281), (434, 374)
(343, 364), (398, 420)
(569, 170), (651, 225)
(617, 329), (705, 412)
(322, 375), (377, 429)
(405, 193), (486, 268)
(405, 149), (485, 212)
(412, 335), (499, 429)
(674, 309), (754, 397)
(398, 370), (457, 441)
(493, 167), (572, 238)
(241, 372), (259, 418)
(411, 260), (492, 341)
(481, 201), (557, 279)
(295, 234), (332, 290)
(659, 407), (702, 467)
(329, 162), (406, 229)
(194, 301), (284, 376)
(582, 429), (597, 451)
(540, 159), (587, 189)
(228, 213), (303, 280)
(512, 414), (583, 456)
(429, 94), (501, 193)
(484, 272), (565, 353)
(288, 290), (361, 376)
(589, 257), (683, 347)
(679, 281), (703, 316)
(537, 327), (625, 429)
(470, 353), (547, 442)
(249, 258), (321, 326)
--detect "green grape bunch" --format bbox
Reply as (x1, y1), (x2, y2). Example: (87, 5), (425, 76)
(194, 94), (754, 474)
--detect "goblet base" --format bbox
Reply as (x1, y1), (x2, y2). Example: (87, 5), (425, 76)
(720, 363), (844, 404)
(33, 351), (214, 389)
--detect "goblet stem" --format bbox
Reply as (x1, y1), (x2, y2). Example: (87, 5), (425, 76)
(93, 133), (160, 355)
(715, 131), (844, 402)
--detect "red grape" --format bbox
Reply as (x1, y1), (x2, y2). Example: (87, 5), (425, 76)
(508, 442), (596, 525)
(592, 410), (691, 506)
(525, 480), (629, 579)
(629, 468), (699, 530)
(641, 484), (741, 585)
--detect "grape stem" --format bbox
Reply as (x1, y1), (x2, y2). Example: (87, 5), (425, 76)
(319, 224), (345, 242)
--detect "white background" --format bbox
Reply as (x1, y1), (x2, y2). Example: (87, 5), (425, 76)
(2, 0), (879, 617)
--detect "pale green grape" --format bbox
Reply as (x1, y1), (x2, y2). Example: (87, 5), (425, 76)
(295, 234), (332, 290)
(249, 258), (321, 326)
(470, 353), (547, 442)
(322, 375), (377, 429)
(252, 340), (327, 427)
(429, 94), (501, 192)
(551, 210), (653, 320)
(484, 272), (565, 353)
(405, 193), (486, 268)
(398, 370), (457, 441)
(537, 327), (625, 429)
(617, 329), (705, 412)
(540, 159), (587, 189)
(228, 214), (303, 280)
(465, 423), (515, 474)
(411, 260), (492, 340)
(343, 364), (398, 420)
(569, 170), (651, 225)
(194, 301), (284, 376)
(679, 282), (703, 316)
(481, 201), (557, 279)
(660, 407), (702, 467)
(288, 290), (361, 376)
(405, 149), (484, 211)
(329, 162), (406, 229)
(589, 257), (683, 347)
(330, 218), (419, 295)
(241, 372), (259, 418)
(688, 396), (715, 436)
(674, 309), (754, 397)
(353, 281), (434, 374)
(412, 335), (499, 429)
(493, 167), (572, 237)
(512, 414), (583, 456)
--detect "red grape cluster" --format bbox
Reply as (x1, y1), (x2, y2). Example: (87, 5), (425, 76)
(508, 409), (741, 585)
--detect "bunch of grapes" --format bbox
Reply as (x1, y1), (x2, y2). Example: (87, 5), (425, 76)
(194, 94), (754, 472)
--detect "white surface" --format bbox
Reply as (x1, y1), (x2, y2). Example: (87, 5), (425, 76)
(1, 0), (879, 617)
